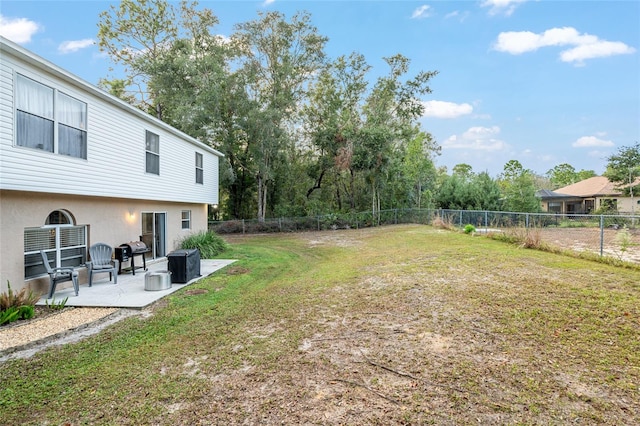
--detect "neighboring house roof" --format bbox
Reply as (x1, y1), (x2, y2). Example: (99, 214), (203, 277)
(535, 189), (582, 200)
(554, 176), (622, 198)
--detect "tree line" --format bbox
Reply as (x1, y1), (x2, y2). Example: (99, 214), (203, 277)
(97, 0), (639, 220)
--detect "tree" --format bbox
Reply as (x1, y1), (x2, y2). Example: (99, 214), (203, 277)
(452, 163), (474, 180)
(354, 54), (438, 221)
(546, 163), (577, 189)
(546, 163), (596, 189)
(435, 170), (501, 211)
(403, 131), (439, 208)
(98, 0), (181, 118)
(303, 53), (370, 211)
(603, 143), (640, 215)
(498, 160), (540, 212)
(470, 172), (502, 211)
(231, 11), (328, 221)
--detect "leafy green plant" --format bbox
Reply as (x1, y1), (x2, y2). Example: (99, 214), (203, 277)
(19, 305), (35, 320)
(0, 307), (20, 326)
(464, 224), (476, 234)
(180, 230), (229, 258)
(45, 296), (68, 310)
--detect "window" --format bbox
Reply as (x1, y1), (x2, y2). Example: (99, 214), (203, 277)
(146, 131), (160, 175)
(181, 210), (191, 230)
(600, 199), (618, 211)
(24, 210), (86, 279)
(16, 74), (54, 152)
(58, 92), (87, 158)
(195, 152), (203, 184)
(548, 202), (561, 213)
(15, 74), (87, 159)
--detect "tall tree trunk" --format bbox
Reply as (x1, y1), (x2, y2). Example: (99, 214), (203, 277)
(257, 174), (266, 222)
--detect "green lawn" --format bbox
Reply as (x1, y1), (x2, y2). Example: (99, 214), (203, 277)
(1, 225), (638, 424)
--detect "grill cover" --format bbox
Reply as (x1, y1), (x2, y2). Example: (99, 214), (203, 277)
(167, 249), (201, 283)
(126, 241), (148, 254)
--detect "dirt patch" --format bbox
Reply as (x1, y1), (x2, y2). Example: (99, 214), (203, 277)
(225, 266), (250, 275)
(538, 227), (640, 263)
(184, 289), (209, 296)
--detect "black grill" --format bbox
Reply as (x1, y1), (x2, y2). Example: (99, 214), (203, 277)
(115, 241), (151, 275)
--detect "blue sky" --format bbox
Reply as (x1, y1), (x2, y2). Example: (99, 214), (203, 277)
(1, 0), (638, 177)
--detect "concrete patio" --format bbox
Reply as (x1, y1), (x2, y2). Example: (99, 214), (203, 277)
(36, 258), (236, 309)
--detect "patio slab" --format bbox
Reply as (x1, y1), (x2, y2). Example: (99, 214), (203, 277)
(36, 259), (236, 308)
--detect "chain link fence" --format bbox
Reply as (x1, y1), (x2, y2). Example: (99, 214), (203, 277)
(209, 209), (640, 264)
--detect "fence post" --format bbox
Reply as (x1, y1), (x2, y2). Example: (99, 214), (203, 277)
(484, 211), (488, 229)
(459, 211), (463, 228)
(600, 215), (604, 257)
(317, 216), (320, 231)
(279, 217), (282, 232)
(242, 219), (245, 235)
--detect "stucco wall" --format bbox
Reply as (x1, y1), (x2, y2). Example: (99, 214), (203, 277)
(0, 190), (208, 296)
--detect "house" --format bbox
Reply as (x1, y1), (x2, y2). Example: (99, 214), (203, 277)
(0, 36), (223, 296)
(538, 176), (639, 214)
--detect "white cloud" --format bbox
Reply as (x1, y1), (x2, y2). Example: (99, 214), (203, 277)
(445, 10), (470, 22)
(411, 5), (432, 19)
(443, 126), (508, 151)
(481, 0), (528, 16)
(572, 136), (614, 148)
(560, 41), (636, 65)
(422, 100), (473, 119)
(493, 26), (636, 65)
(262, 0), (276, 6)
(58, 38), (94, 54)
(0, 15), (41, 44)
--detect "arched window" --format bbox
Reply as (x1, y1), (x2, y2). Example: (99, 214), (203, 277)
(45, 210), (73, 225)
(24, 210), (87, 279)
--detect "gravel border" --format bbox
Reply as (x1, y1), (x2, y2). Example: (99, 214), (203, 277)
(0, 307), (143, 362)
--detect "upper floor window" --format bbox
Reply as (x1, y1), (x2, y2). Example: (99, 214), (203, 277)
(58, 93), (87, 158)
(195, 152), (203, 184)
(15, 74), (87, 159)
(145, 131), (160, 175)
(16, 74), (54, 152)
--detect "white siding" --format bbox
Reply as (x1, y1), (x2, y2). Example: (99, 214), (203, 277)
(0, 39), (220, 205)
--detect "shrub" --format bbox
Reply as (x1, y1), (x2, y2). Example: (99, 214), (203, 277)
(18, 305), (35, 320)
(0, 281), (39, 311)
(432, 216), (456, 231)
(0, 307), (20, 326)
(180, 231), (229, 258)
(464, 224), (476, 234)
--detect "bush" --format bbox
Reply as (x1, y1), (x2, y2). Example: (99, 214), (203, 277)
(0, 281), (39, 326)
(0, 281), (39, 311)
(180, 231), (229, 258)
(464, 224), (476, 234)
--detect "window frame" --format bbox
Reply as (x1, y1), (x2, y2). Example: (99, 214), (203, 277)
(181, 210), (191, 230)
(24, 210), (87, 280)
(15, 73), (88, 159)
(195, 152), (204, 184)
(145, 130), (160, 175)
